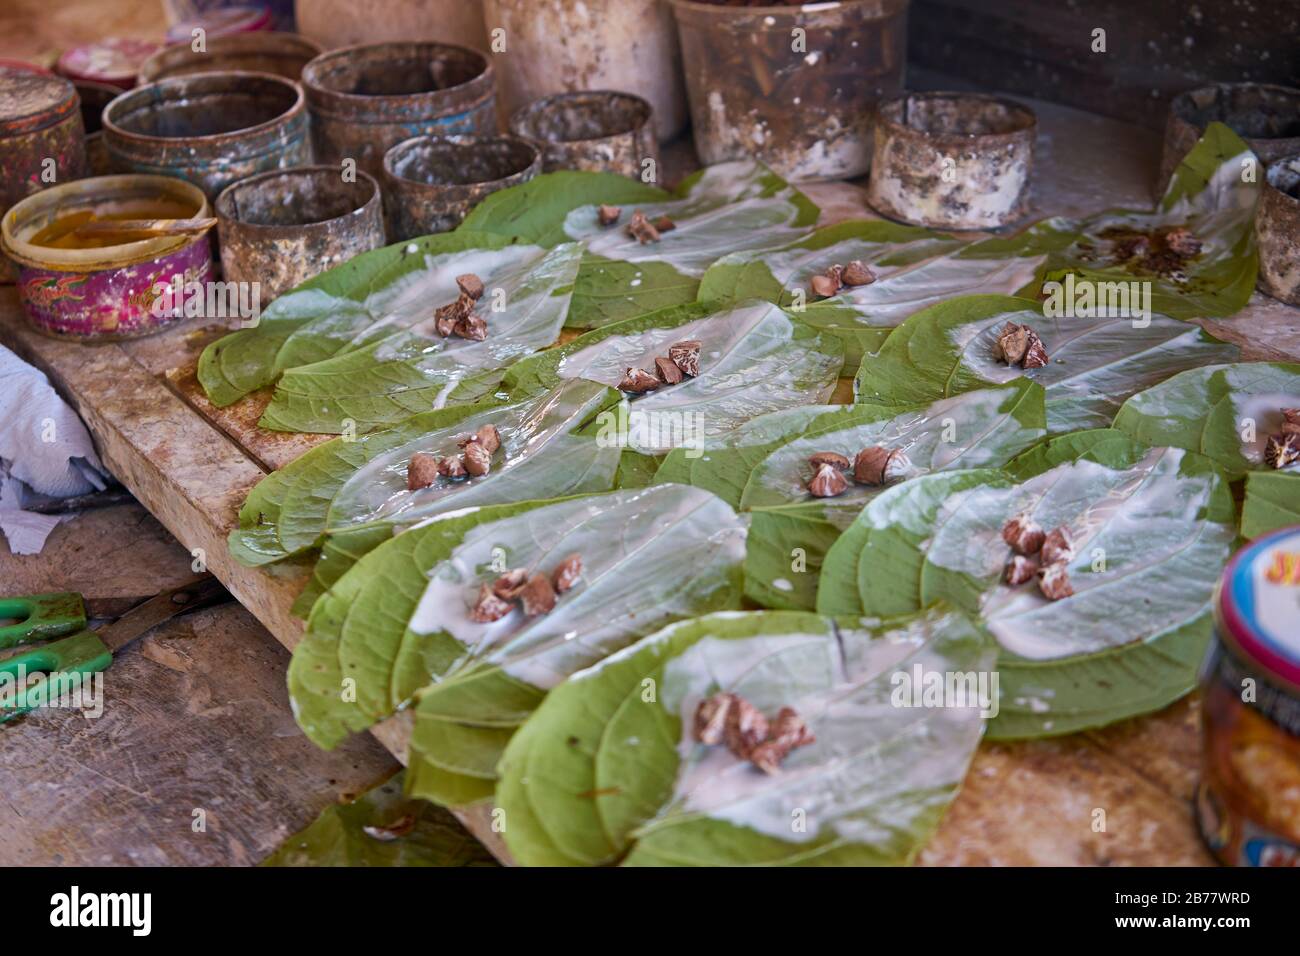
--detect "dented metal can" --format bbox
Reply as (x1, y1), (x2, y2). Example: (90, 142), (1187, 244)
(382, 134), (541, 241)
(867, 92), (1036, 230)
(670, 0), (909, 182)
(1198, 525), (1300, 867)
(1256, 154), (1300, 307)
(102, 70), (311, 201)
(215, 165), (385, 300)
(302, 42), (497, 183)
(509, 90), (658, 179)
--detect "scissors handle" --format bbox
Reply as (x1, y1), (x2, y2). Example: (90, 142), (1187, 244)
(0, 630), (112, 722)
(0, 592), (87, 649)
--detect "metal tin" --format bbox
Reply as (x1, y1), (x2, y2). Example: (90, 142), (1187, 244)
(73, 80), (120, 177)
(1197, 525), (1300, 867)
(56, 38), (160, 90)
(1256, 154), (1300, 307)
(671, 0), (909, 181)
(485, 0), (688, 143)
(382, 134), (541, 241)
(867, 92), (1037, 230)
(138, 32), (323, 84)
(1159, 83), (1300, 199)
(102, 70), (311, 202)
(215, 165), (385, 300)
(509, 91), (658, 179)
(1, 175), (214, 341)
(301, 42), (497, 183)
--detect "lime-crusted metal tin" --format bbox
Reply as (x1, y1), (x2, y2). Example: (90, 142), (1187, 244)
(1197, 525), (1300, 867)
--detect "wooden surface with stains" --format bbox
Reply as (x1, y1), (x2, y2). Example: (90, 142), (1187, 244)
(2, 98), (1296, 866)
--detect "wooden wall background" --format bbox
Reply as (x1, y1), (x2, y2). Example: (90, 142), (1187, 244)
(909, 0), (1300, 128)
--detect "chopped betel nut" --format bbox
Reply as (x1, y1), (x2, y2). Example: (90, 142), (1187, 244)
(618, 366), (662, 394)
(626, 210), (661, 244)
(1040, 526), (1074, 565)
(1265, 432), (1300, 469)
(723, 695), (769, 759)
(667, 340), (701, 378)
(853, 445), (910, 486)
(654, 355), (684, 385)
(437, 455), (467, 480)
(1162, 227), (1202, 257)
(693, 692), (734, 746)
(654, 215), (676, 233)
(473, 424), (500, 454)
(518, 573), (557, 616)
(1001, 515), (1045, 555)
(462, 440), (493, 476)
(597, 204), (621, 227)
(469, 584), (514, 623)
(1003, 553), (1040, 586)
(1037, 562), (1074, 601)
(454, 313), (488, 341)
(456, 273), (484, 300)
(1281, 408), (1300, 438)
(492, 569), (528, 600)
(993, 322), (1049, 369)
(552, 553), (583, 593)
(808, 462), (849, 498)
(841, 259), (876, 287)
(809, 451), (851, 470)
(749, 706), (815, 775)
(810, 269), (842, 299)
(406, 452), (441, 491)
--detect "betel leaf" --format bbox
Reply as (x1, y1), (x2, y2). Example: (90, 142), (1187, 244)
(495, 606), (994, 867)
(854, 293), (1240, 434)
(1241, 472), (1300, 540)
(198, 229), (521, 407)
(1112, 362), (1300, 480)
(403, 485), (748, 806)
(261, 772), (497, 867)
(288, 485), (747, 751)
(736, 382), (1047, 611)
(817, 434), (1236, 738)
(698, 218), (1053, 365)
(258, 242), (585, 433)
(504, 299), (844, 455)
(230, 380), (620, 568)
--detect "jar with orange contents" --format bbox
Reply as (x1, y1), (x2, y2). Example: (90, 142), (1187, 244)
(1197, 525), (1300, 866)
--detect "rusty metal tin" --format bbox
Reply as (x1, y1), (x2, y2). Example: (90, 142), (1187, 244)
(302, 42), (497, 183)
(867, 92), (1037, 231)
(73, 80), (120, 177)
(1, 174), (214, 341)
(215, 165), (385, 300)
(102, 70), (311, 202)
(138, 32), (323, 84)
(670, 0), (909, 182)
(1159, 83), (1300, 199)
(1256, 154), (1300, 307)
(509, 90), (658, 179)
(382, 134), (542, 241)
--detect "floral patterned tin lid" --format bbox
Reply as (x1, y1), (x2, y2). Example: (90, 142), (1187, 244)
(56, 38), (160, 90)
(1218, 525), (1300, 691)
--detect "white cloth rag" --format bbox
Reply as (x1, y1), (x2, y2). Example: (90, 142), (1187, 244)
(0, 345), (109, 554)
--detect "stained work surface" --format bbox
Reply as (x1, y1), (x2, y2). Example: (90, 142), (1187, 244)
(0, 504), (401, 866)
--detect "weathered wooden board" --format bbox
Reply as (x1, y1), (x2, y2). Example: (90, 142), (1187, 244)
(2, 98), (1292, 866)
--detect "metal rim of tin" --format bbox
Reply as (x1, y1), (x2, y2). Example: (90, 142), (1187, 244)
(874, 90), (1037, 151)
(382, 134), (542, 191)
(0, 67), (80, 135)
(1168, 82), (1300, 139)
(102, 69), (307, 156)
(301, 42), (495, 124)
(0, 173), (211, 272)
(214, 164), (382, 235)
(1215, 525), (1300, 693)
(137, 32), (324, 85)
(669, 0), (910, 19)
(508, 90), (654, 146)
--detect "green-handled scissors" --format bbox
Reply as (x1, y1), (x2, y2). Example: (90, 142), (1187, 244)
(0, 577), (230, 721)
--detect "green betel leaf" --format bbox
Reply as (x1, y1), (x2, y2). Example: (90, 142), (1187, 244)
(818, 438), (1236, 738)
(256, 242), (585, 433)
(261, 772), (498, 867)
(855, 293), (1240, 434)
(198, 230), (520, 407)
(288, 486), (747, 751)
(1241, 472), (1300, 540)
(1112, 362), (1300, 480)
(505, 299), (844, 454)
(740, 382), (1047, 611)
(230, 380), (621, 568)
(698, 219), (1052, 365)
(496, 606), (994, 867)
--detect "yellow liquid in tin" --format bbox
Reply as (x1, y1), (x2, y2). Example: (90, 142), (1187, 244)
(30, 198), (198, 250)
